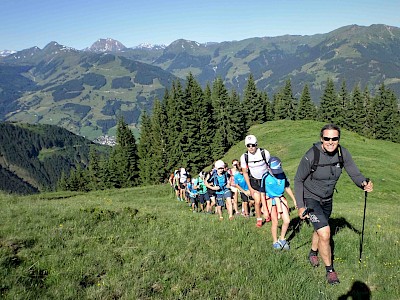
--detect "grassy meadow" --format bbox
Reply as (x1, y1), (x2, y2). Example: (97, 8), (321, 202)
(1, 120), (399, 299)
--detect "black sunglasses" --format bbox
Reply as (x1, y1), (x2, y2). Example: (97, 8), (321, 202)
(246, 144), (257, 148)
(323, 136), (339, 141)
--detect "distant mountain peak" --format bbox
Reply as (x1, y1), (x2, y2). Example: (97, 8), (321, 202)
(43, 41), (77, 54)
(0, 49), (17, 57)
(134, 43), (166, 50)
(89, 38), (126, 53)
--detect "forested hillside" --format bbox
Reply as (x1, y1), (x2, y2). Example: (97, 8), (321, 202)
(0, 122), (110, 194)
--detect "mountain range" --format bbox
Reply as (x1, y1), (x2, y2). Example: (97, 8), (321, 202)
(1, 24), (400, 140)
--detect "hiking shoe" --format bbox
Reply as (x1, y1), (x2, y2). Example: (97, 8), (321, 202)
(256, 219), (263, 227)
(273, 242), (282, 250)
(279, 239), (290, 250)
(326, 271), (340, 285)
(309, 254), (319, 267)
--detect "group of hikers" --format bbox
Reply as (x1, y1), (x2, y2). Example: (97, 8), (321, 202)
(168, 123), (374, 285)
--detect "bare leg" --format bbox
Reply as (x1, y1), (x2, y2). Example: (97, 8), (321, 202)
(315, 226), (331, 267)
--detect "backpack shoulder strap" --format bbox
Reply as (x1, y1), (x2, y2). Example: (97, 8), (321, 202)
(259, 148), (269, 167)
(337, 145), (344, 168)
(310, 144), (344, 179)
(311, 145), (320, 173)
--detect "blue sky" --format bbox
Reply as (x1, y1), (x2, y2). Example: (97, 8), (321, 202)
(1, 0), (400, 51)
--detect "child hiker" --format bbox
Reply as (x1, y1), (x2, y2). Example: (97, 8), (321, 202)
(260, 156), (296, 250)
(205, 160), (233, 220)
(186, 175), (199, 212)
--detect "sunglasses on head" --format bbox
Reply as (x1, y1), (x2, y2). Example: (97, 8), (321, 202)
(323, 136), (339, 142)
(246, 144), (257, 148)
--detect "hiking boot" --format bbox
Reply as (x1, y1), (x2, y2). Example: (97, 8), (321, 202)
(279, 239), (290, 250)
(326, 271), (340, 285)
(273, 242), (282, 250)
(256, 219), (263, 228)
(308, 254), (319, 267)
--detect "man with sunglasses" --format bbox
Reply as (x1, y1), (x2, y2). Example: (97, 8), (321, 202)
(240, 135), (271, 227)
(294, 123), (373, 285)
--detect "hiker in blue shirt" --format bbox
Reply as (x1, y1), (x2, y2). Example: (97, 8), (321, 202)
(261, 157), (296, 251)
(205, 160), (233, 220)
(194, 171), (209, 213)
(233, 162), (254, 217)
(186, 175), (198, 212)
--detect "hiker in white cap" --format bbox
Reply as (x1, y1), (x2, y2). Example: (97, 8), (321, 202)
(240, 135), (271, 228)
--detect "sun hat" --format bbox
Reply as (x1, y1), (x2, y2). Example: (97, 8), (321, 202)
(269, 157), (283, 174)
(245, 135), (257, 146)
(215, 160), (225, 169)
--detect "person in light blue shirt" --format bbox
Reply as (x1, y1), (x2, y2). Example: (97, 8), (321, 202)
(260, 157), (296, 251)
(194, 172), (210, 213)
(205, 160), (233, 220)
(186, 175), (198, 212)
(233, 162), (254, 217)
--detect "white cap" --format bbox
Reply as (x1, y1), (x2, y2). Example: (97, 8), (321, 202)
(245, 135), (257, 146)
(214, 160), (225, 169)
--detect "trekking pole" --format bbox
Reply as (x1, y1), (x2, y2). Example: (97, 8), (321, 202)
(294, 207), (310, 231)
(359, 178), (370, 263)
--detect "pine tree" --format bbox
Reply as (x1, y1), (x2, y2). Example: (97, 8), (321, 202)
(318, 78), (340, 123)
(363, 87), (375, 138)
(138, 111), (153, 185)
(351, 84), (365, 134)
(88, 145), (102, 190)
(260, 91), (273, 121)
(211, 77), (230, 159)
(198, 83), (215, 167)
(226, 89), (245, 146)
(150, 98), (168, 183)
(169, 80), (187, 166)
(373, 84), (400, 142)
(296, 83), (316, 120)
(182, 73), (205, 174)
(336, 80), (350, 128)
(57, 171), (68, 191)
(114, 117), (139, 187)
(242, 74), (264, 126)
(280, 78), (297, 120)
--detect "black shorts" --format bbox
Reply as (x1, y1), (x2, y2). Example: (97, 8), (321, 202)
(240, 192), (253, 203)
(305, 198), (333, 230)
(207, 188), (216, 198)
(179, 183), (185, 190)
(249, 178), (262, 192)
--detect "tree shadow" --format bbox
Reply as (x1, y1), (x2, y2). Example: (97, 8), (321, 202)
(338, 280), (371, 300)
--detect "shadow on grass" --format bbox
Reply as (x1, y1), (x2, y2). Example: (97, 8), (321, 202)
(286, 215), (361, 253)
(338, 280), (371, 299)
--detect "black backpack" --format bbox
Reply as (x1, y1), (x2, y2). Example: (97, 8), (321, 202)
(310, 144), (344, 179)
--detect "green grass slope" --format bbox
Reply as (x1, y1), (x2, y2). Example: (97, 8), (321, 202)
(1, 120), (399, 299)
